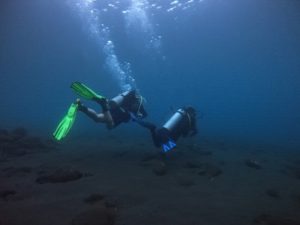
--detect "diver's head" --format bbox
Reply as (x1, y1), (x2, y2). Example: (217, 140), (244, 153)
(184, 106), (196, 118)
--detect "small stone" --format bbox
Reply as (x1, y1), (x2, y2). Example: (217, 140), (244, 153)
(245, 159), (262, 169)
(196, 163), (222, 179)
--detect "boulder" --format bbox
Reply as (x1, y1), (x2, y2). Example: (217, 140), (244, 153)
(36, 168), (84, 184)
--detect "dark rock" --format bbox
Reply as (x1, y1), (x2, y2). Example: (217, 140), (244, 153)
(0, 190), (16, 200)
(152, 162), (167, 176)
(265, 189), (280, 199)
(206, 164), (223, 178)
(196, 163), (222, 179)
(36, 168), (83, 184)
(71, 207), (116, 225)
(84, 194), (105, 204)
(245, 159), (262, 169)
(253, 214), (300, 225)
(11, 127), (27, 140)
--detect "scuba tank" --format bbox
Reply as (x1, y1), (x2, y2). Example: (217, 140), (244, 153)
(110, 90), (133, 108)
(159, 107), (197, 152)
(163, 108), (187, 132)
(109, 90), (147, 118)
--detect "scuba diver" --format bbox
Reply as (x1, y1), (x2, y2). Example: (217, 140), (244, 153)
(53, 82), (147, 141)
(135, 106), (198, 152)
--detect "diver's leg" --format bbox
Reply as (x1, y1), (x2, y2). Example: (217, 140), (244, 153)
(78, 103), (106, 123)
(76, 98), (110, 125)
(134, 119), (156, 130)
(92, 98), (114, 128)
(134, 119), (160, 147)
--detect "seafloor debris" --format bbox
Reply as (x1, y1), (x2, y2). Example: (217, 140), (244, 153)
(0, 127), (56, 158)
(253, 213), (300, 225)
(36, 168), (85, 184)
(196, 163), (223, 179)
(71, 206), (117, 225)
(245, 159), (262, 169)
(265, 189), (280, 199)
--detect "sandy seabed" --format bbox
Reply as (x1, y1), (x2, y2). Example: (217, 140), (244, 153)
(1, 132), (300, 225)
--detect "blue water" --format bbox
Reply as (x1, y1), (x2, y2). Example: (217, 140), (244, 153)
(1, 0), (300, 147)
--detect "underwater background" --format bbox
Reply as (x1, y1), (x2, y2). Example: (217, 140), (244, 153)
(1, 1), (300, 225)
(1, 0), (299, 147)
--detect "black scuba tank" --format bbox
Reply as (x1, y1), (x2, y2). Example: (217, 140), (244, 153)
(109, 90), (135, 108)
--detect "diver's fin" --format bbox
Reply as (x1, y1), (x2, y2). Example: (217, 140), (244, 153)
(162, 139), (176, 152)
(53, 103), (78, 141)
(71, 82), (104, 100)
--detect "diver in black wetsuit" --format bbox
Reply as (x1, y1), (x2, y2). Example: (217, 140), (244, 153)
(135, 106), (198, 152)
(77, 90), (148, 129)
